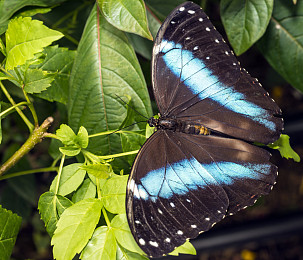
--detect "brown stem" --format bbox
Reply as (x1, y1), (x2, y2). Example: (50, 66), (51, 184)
(0, 117), (54, 176)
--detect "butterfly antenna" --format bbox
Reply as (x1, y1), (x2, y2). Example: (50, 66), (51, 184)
(107, 120), (147, 136)
(115, 94), (149, 120)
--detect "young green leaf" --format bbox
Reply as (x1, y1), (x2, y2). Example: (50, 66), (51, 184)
(258, 0), (303, 92)
(35, 46), (76, 104)
(221, 0), (273, 55)
(0, 205), (22, 260)
(38, 191), (73, 237)
(76, 126), (89, 149)
(268, 134), (300, 162)
(99, 0), (152, 40)
(52, 198), (103, 260)
(168, 240), (196, 256)
(81, 163), (113, 179)
(102, 175), (128, 214)
(59, 146), (81, 156)
(50, 163), (86, 196)
(23, 68), (56, 94)
(5, 17), (63, 70)
(72, 178), (96, 203)
(111, 214), (145, 255)
(55, 124), (77, 146)
(81, 226), (117, 260)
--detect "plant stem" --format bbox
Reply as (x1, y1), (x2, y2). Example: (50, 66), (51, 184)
(0, 167), (58, 181)
(22, 87), (39, 127)
(99, 150), (139, 160)
(0, 101), (28, 117)
(0, 81), (34, 132)
(0, 117), (54, 176)
(102, 208), (111, 227)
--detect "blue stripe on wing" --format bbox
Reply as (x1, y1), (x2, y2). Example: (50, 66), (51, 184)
(134, 158), (270, 200)
(159, 40), (276, 131)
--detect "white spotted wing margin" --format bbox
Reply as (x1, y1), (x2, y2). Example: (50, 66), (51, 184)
(126, 130), (277, 258)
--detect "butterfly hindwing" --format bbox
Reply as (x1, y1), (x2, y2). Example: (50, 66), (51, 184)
(126, 130), (277, 257)
(152, 2), (283, 144)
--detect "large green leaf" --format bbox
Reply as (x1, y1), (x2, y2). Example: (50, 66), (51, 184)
(0, 205), (22, 260)
(98, 0), (152, 40)
(81, 226), (117, 260)
(5, 17), (63, 70)
(220, 0), (273, 55)
(52, 198), (102, 260)
(68, 5), (152, 159)
(258, 0), (303, 92)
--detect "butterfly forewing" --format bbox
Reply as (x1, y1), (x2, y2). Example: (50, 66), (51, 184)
(152, 2), (283, 144)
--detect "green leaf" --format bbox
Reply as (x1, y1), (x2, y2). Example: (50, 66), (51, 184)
(38, 191), (73, 237)
(0, 37), (6, 56)
(81, 226), (117, 260)
(268, 134), (300, 162)
(0, 205), (22, 260)
(68, 5), (152, 160)
(77, 126), (89, 149)
(116, 244), (149, 260)
(55, 124), (77, 146)
(35, 46), (76, 104)
(102, 175), (128, 214)
(121, 132), (146, 165)
(72, 178), (96, 203)
(111, 214), (145, 255)
(169, 240), (196, 256)
(99, 0), (152, 40)
(50, 163), (86, 196)
(5, 16), (63, 70)
(220, 0), (274, 55)
(0, 103), (2, 144)
(23, 68), (56, 94)
(258, 0), (303, 92)
(81, 163), (113, 179)
(59, 146), (81, 156)
(16, 7), (52, 18)
(52, 198), (103, 260)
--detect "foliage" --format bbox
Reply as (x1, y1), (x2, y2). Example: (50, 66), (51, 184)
(0, 0), (301, 260)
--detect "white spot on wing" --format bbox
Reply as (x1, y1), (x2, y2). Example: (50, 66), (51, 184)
(177, 230), (183, 235)
(128, 179), (135, 190)
(188, 10), (195, 14)
(165, 238), (171, 243)
(135, 220), (140, 224)
(215, 39), (219, 43)
(170, 202), (175, 208)
(185, 37), (191, 40)
(206, 27), (210, 31)
(206, 56), (210, 60)
(225, 51), (229, 55)
(191, 224), (197, 228)
(171, 21), (175, 24)
(205, 217), (210, 221)
(158, 208), (163, 214)
(199, 18), (203, 22)
(193, 46), (199, 51)
(139, 238), (146, 245)
(133, 184), (140, 198)
(179, 7), (185, 11)
(149, 241), (159, 247)
(186, 199), (191, 203)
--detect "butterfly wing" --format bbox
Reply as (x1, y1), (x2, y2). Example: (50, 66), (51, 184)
(152, 1), (283, 144)
(126, 130), (277, 257)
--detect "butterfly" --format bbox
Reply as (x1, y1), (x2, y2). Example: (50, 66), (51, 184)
(126, 1), (283, 258)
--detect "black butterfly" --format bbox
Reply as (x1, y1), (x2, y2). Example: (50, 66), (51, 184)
(126, 1), (283, 258)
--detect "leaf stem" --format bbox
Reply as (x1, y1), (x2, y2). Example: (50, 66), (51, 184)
(0, 101), (28, 117)
(22, 86), (39, 127)
(102, 208), (111, 227)
(0, 81), (34, 131)
(0, 167), (58, 181)
(0, 117), (54, 176)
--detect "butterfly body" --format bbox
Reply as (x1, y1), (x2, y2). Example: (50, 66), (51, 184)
(126, 1), (283, 258)
(148, 117), (210, 135)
